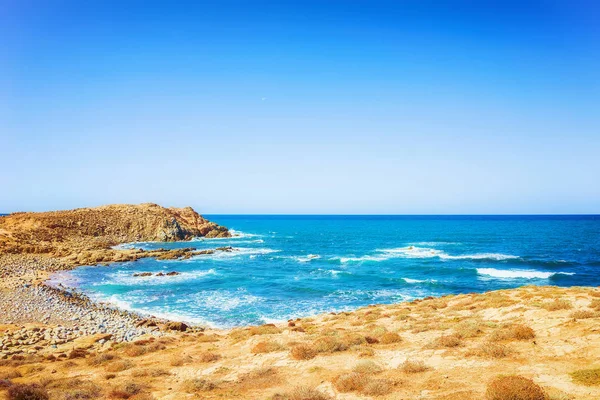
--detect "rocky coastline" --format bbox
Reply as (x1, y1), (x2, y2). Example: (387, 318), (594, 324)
(0, 204), (228, 360)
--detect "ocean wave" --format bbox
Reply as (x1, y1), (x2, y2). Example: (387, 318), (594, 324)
(176, 289), (262, 312)
(333, 255), (389, 263)
(476, 268), (575, 280)
(288, 254), (321, 263)
(381, 247), (519, 261)
(311, 268), (347, 278)
(93, 293), (212, 325)
(411, 242), (462, 246)
(403, 277), (438, 284)
(327, 289), (411, 302)
(333, 246), (519, 263)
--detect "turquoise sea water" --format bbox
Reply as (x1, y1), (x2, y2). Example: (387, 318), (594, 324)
(51, 215), (600, 328)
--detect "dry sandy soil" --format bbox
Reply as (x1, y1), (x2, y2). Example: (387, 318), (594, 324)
(2, 285), (600, 399)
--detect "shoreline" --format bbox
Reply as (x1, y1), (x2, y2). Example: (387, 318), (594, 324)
(0, 251), (597, 355)
(2, 253), (600, 398)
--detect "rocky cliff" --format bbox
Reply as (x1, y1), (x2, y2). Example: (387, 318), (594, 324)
(0, 203), (229, 263)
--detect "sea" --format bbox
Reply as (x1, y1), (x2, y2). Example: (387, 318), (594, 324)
(49, 215), (600, 328)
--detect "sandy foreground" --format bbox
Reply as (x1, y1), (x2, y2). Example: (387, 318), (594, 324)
(1, 205), (600, 399)
(1, 255), (600, 399)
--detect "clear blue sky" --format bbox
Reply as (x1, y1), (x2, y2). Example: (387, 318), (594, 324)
(2, 0), (599, 214)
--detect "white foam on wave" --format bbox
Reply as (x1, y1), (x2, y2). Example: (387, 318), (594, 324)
(332, 247), (520, 263)
(177, 289), (262, 312)
(94, 293), (212, 325)
(411, 242), (462, 246)
(311, 268), (346, 278)
(476, 268), (575, 280)
(335, 255), (389, 263)
(293, 254), (321, 262)
(403, 277), (438, 284)
(190, 247), (279, 261)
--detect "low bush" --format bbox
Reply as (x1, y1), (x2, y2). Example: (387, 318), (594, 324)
(109, 382), (142, 399)
(68, 349), (88, 359)
(362, 379), (393, 396)
(400, 360), (429, 373)
(312, 336), (347, 353)
(181, 378), (218, 393)
(333, 372), (369, 392)
(249, 324), (281, 335)
(486, 375), (546, 400)
(271, 386), (332, 400)
(251, 340), (285, 354)
(540, 299), (572, 311)
(87, 353), (119, 366)
(62, 381), (103, 400)
(472, 342), (512, 359)
(7, 383), (49, 400)
(352, 361), (383, 375)
(431, 334), (462, 348)
(198, 351), (221, 363)
(290, 344), (317, 360)
(570, 310), (597, 320)
(379, 332), (402, 344)
(105, 360), (133, 373)
(570, 368), (600, 386)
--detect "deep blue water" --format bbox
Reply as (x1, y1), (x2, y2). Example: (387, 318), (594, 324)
(51, 215), (600, 328)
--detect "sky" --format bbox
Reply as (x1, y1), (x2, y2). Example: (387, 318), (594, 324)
(2, 0), (599, 214)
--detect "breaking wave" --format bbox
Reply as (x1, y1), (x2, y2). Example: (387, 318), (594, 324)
(476, 268), (575, 280)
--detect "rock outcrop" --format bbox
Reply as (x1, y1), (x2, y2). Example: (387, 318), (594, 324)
(0, 203), (229, 265)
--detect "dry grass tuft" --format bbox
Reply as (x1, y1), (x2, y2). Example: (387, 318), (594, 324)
(87, 352), (119, 367)
(198, 351), (221, 363)
(196, 333), (221, 342)
(490, 324), (535, 341)
(251, 340), (286, 354)
(470, 342), (512, 359)
(486, 375), (546, 400)
(290, 344), (317, 360)
(271, 386), (332, 400)
(454, 320), (484, 339)
(570, 368), (600, 386)
(249, 323), (281, 335)
(0, 370), (22, 380)
(352, 361), (383, 375)
(181, 378), (218, 393)
(61, 380), (103, 400)
(400, 360), (429, 373)
(361, 379), (393, 396)
(7, 383), (49, 400)
(540, 299), (572, 311)
(105, 360), (133, 373)
(68, 348), (89, 359)
(379, 332), (402, 344)
(430, 334), (462, 348)
(169, 354), (193, 367)
(333, 372), (369, 392)
(108, 382), (143, 399)
(570, 310), (597, 319)
(340, 332), (367, 347)
(312, 336), (348, 353)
